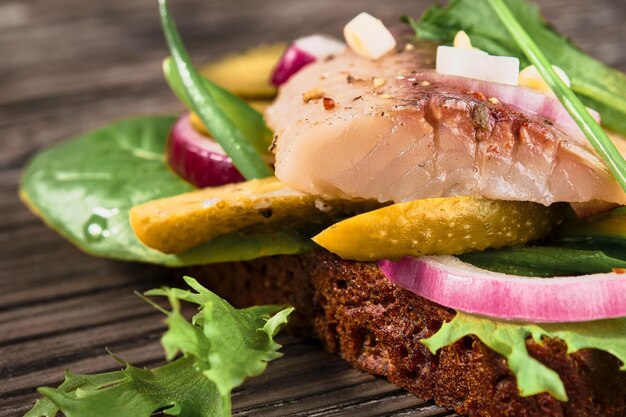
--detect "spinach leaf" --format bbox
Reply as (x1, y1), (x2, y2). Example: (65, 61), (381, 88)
(407, 0), (626, 135)
(459, 246), (626, 277)
(20, 116), (313, 266)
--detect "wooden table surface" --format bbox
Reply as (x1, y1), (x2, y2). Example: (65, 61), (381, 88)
(1, 0), (625, 416)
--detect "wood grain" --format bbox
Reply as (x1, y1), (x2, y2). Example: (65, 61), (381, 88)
(1, 0), (625, 416)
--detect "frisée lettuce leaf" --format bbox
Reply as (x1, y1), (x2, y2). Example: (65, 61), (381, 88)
(25, 357), (223, 417)
(25, 277), (293, 417)
(422, 312), (626, 402)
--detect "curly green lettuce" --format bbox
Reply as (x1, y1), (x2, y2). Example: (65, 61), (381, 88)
(422, 312), (626, 401)
(25, 277), (293, 417)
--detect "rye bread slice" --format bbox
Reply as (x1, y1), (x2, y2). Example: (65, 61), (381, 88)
(187, 251), (626, 417)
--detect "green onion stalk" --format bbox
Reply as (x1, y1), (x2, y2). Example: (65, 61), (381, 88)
(486, 0), (626, 192)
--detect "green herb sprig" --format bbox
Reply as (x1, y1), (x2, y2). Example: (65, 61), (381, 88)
(158, 0), (272, 179)
(485, 0), (626, 192)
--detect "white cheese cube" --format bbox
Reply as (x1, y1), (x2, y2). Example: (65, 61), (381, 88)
(343, 13), (396, 60)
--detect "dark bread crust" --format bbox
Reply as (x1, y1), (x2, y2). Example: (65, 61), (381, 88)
(187, 251), (626, 417)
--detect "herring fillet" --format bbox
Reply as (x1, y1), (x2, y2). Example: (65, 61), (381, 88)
(266, 44), (626, 206)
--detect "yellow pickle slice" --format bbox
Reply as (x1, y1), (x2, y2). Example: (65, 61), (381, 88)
(199, 43), (286, 100)
(312, 197), (564, 261)
(130, 177), (381, 254)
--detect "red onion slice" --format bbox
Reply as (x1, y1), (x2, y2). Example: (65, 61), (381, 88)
(167, 113), (245, 187)
(379, 256), (626, 323)
(417, 72), (600, 142)
(271, 34), (345, 86)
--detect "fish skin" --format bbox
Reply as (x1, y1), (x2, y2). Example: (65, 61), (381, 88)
(266, 44), (626, 206)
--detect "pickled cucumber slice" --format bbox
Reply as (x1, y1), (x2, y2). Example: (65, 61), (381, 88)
(560, 206), (626, 239)
(313, 197), (563, 261)
(200, 43), (286, 99)
(130, 176), (381, 254)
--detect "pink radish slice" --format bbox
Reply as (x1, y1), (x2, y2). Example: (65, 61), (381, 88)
(167, 113), (244, 187)
(415, 72), (601, 143)
(271, 34), (345, 86)
(379, 256), (626, 323)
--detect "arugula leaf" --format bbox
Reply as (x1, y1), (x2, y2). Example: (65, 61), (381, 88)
(158, 0), (273, 179)
(407, 0), (626, 136)
(422, 313), (626, 402)
(20, 116), (314, 266)
(25, 278), (293, 417)
(162, 57), (273, 160)
(459, 246), (626, 277)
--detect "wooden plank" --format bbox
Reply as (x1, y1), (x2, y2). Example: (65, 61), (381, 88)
(1, 336), (454, 417)
(1, 0), (625, 416)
